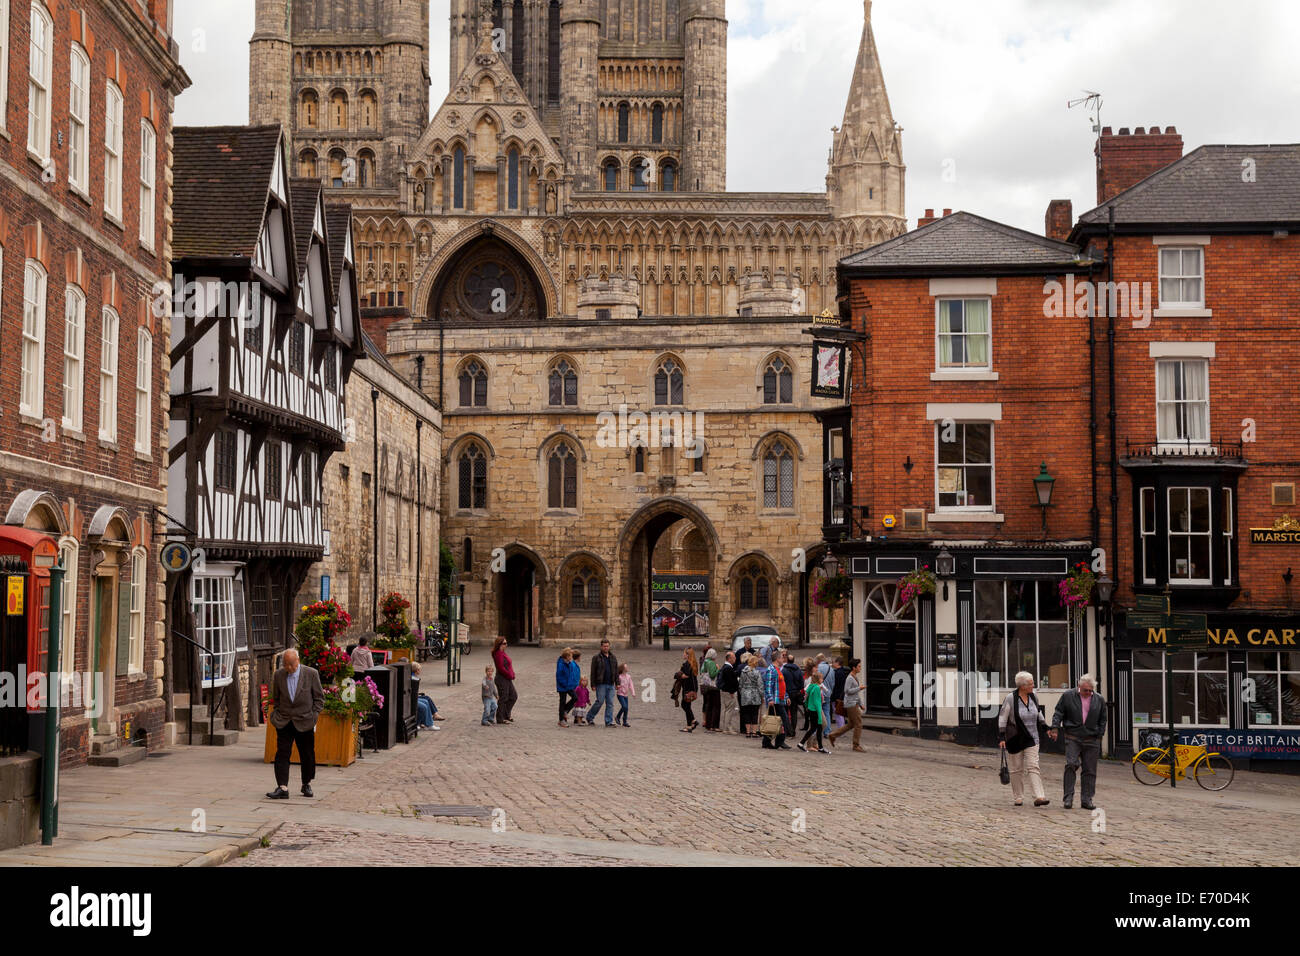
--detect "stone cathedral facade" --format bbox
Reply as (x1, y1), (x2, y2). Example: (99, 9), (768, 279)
(249, 0), (904, 647)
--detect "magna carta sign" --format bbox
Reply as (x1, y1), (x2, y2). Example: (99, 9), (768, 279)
(1250, 514), (1300, 544)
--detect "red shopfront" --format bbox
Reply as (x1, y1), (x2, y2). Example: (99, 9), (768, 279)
(0, 527), (60, 755)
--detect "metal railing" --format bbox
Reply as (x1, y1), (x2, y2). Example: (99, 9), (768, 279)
(1123, 436), (1246, 460)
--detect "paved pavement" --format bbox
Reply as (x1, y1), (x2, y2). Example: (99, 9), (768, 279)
(4, 645), (1298, 867)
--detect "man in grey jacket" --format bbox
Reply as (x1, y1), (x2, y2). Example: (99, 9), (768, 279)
(267, 648), (325, 800)
(1048, 673), (1107, 810)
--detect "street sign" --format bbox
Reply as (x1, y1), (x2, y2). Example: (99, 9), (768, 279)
(1168, 612), (1209, 648)
(1134, 593), (1168, 613)
(6, 576), (23, 615)
(1127, 611), (1165, 629)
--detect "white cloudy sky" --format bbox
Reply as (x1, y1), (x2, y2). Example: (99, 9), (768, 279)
(174, 0), (1299, 233)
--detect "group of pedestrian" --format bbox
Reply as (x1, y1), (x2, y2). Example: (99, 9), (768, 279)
(555, 639), (633, 727)
(687, 636), (867, 757)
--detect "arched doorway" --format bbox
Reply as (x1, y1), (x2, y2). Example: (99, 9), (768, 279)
(498, 550), (543, 645)
(863, 582), (917, 715)
(619, 498), (719, 646)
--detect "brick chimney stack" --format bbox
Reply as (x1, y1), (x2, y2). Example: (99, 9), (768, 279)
(916, 208), (953, 229)
(1096, 126), (1183, 204)
(1045, 199), (1073, 242)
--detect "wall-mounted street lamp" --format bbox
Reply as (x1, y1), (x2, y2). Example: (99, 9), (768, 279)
(822, 550), (840, 579)
(935, 547), (955, 600)
(1033, 462), (1056, 539)
(1095, 573), (1115, 607)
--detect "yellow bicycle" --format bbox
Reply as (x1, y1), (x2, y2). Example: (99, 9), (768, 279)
(1131, 738), (1235, 791)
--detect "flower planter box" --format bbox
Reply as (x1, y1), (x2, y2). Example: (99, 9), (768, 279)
(385, 647), (414, 664)
(263, 711), (357, 768)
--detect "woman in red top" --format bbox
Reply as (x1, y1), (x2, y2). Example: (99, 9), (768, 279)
(491, 637), (518, 723)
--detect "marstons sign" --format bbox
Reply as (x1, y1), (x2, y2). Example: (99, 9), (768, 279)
(1249, 513), (1300, 544)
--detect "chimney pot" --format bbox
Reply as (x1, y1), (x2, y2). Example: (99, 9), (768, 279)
(924, 208), (934, 217)
(1135, 127), (1146, 135)
(942, 208), (952, 217)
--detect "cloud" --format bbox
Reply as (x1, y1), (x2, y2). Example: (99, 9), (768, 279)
(175, 0), (1300, 236)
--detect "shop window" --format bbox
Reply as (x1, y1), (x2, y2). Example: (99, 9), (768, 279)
(1246, 652), (1300, 727)
(974, 580), (1069, 691)
(191, 574), (236, 688)
(1131, 649), (1229, 728)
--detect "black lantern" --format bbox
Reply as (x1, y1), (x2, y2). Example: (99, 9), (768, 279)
(822, 550), (839, 579)
(1033, 462), (1056, 538)
(935, 547), (955, 601)
(1095, 573), (1114, 606)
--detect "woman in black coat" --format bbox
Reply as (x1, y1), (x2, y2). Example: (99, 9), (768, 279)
(675, 647), (700, 731)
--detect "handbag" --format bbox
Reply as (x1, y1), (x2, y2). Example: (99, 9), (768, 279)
(684, 690), (698, 703)
(999, 750), (1011, 785)
(700, 670), (716, 690)
(759, 705), (784, 737)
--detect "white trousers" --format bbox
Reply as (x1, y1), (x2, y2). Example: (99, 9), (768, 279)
(1007, 744), (1046, 802)
(720, 691), (739, 734)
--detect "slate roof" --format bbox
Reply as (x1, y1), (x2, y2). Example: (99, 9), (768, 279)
(839, 211), (1087, 275)
(173, 125), (282, 260)
(324, 203), (353, 297)
(288, 177), (323, 276)
(1075, 144), (1300, 230)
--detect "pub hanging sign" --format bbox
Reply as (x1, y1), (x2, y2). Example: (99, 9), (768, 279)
(1250, 514), (1300, 544)
(811, 340), (846, 399)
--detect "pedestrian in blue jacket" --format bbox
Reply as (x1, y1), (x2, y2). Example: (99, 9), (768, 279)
(556, 647), (581, 727)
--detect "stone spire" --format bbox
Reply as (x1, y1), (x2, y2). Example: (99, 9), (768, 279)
(828, 0), (906, 240)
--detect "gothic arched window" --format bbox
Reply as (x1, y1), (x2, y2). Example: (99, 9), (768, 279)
(359, 89), (377, 128)
(631, 157), (649, 191)
(507, 148), (521, 210)
(603, 159), (619, 191)
(738, 561), (771, 611)
(617, 102), (630, 143)
(453, 147), (465, 207)
(762, 440), (795, 509)
(299, 149), (318, 179)
(329, 89), (347, 128)
(651, 103), (664, 143)
(654, 357), (684, 406)
(457, 444), (487, 510)
(459, 360), (487, 407)
(547, 442), (578, 510)
(300, 89), (318, 129)
(763, 356), (793, 404)
(357, 148), (375, 188)
(548, 359), (577, 406)
(660, 162), (677, 192)
(568, 561), (603, 611)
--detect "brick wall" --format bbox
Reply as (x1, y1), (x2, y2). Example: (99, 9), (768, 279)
(1095, 126), (1183, 204)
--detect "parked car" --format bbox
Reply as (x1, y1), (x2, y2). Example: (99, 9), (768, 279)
(731, 626), (783, 658)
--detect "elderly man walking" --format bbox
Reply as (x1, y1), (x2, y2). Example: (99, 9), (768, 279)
(267, 648), (325, 800)
(1049, 674), (1107, 810)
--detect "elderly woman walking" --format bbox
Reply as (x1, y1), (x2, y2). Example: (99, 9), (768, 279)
(699, 648), (722, 731)
(738, 655), (765, 738)
(999, 671), (1050, 806)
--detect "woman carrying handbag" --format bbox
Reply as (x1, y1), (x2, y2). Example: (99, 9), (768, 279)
(998, 671), (1050, 806)
(675, 648), (700, 731)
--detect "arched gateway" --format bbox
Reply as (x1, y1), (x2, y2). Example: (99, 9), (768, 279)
(619, 498), (720, 646)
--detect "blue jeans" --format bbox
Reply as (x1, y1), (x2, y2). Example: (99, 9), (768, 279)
(588, 683), (617, 724)
(616, 695), (629, 725)
(417, 696), (435, 727)
(482, 698), (498, 724)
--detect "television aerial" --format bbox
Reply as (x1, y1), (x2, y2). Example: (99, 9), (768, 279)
(1068, 91), (1103, 133)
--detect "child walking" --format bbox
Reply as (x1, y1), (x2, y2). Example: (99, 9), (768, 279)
(616, 663), (634, 727)
(572, 676), (591, 725)
(482, 665), (499, 726)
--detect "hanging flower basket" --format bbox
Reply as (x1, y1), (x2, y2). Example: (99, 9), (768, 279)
(898, 566), (937, 609)
(813, 572), (852, 610)
(1059, 562), (1095, 632)
(373, 591), (417, 650)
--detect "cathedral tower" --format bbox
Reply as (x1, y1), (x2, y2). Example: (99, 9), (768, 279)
(827, 0), (906, 243)
(681, 0), (727, 192)
(248, 0), (430, 192)
(560, 0), (600, 190)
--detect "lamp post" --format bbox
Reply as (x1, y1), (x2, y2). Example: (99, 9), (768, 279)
(1096, 572), (1114, 746)
(822, 550), (839, 579)
(935, 547), (955, 601)
(1033, 463), (1056, 539)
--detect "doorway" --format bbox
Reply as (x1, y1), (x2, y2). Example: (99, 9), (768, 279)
(499, 553), (537, 644)
(863, 582), (917, 715)
(91, 574), (117, 734)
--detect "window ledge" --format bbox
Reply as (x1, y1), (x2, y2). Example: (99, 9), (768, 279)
(927, 512), (1005, 523)
(64, 427), (86, 443)
(0, 127), (9, 142)
(99, 438), (119, 452)
(761, 508), (799, 517)
(543, 509), (579, 517)
(19, 413), (46, 429)
(931, 369), (999, 381)
(69, 184), (92, 206)
(127, 671), (147, 683)
(103, 213), (125, 233)
(1153, 307), (1211, 318)
(135, 449), (153, 463)
(27, 149), (51, 172)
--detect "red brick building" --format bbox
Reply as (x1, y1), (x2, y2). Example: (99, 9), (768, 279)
(0, 1), (188, 767)
(1070, 133), (1300, 763)
(829, 212), (1100, 744)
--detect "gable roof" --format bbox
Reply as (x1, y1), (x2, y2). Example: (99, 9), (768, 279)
(288, 177), (325, 275)
(839, 211), (1089, 277)
(173, 125), (284, 259)
(324, 203), (353, 297)
(1073, 144), (1300, 234)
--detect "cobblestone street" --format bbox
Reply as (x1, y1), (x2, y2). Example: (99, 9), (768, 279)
(230, 646), (1300, 867)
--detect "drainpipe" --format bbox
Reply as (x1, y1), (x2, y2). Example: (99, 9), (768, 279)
(1106, 206), (1120, 754)
(416, 417), (423, 635)
(372, 387), (380, 632)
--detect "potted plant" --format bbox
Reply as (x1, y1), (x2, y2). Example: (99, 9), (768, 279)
(264, 599), (365, 768)
(898, 565), (937, 610)
(373, 591), (417, 661)
(813, 571), (852, 610)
